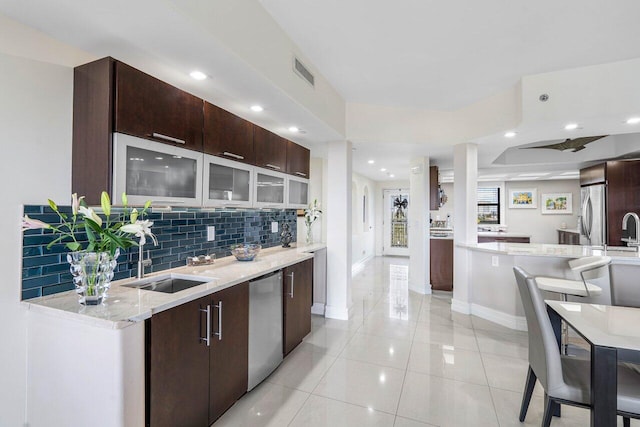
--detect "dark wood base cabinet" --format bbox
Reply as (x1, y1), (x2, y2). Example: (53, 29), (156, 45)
(147, 282), (249, 427)
(558, 230), (580, 245)
(430, 239), (453, 291)
(283, 259), (313, 356)
(477, 236), (530, 243)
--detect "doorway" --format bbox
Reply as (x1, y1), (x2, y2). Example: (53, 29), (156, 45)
(383, 189), (410, 256)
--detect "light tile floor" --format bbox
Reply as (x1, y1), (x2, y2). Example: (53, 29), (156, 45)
(213, 256), (638, 426)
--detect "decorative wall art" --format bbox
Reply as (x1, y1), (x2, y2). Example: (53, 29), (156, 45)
(509, 188), (537, 209)
(541, 192), (573, 214)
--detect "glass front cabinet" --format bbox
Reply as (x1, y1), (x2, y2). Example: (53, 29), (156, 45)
(203, 155), (254, 207)
(287, 176), (309, 208)
(254, 168), (287, 208)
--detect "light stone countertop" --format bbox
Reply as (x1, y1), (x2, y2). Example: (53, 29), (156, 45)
(460, 241), (640, 262)
(22, 242), (326, 329)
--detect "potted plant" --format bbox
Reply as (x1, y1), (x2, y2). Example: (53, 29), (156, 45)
(21, 192), (156, 305)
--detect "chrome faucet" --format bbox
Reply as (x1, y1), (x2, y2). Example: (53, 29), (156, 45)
(622, 212), (640, 249)
(137, 243), (153, 279)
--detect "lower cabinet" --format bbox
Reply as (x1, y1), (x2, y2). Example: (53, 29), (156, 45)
(558, 230), (580, 245)
(283, 259), (313, 356)
(209, 282), (249, 423)
(147, 282), (249, 427)
(430, 239), (453, 291)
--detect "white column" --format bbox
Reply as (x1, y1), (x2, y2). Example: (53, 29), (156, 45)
(409, 157), (431, 294)
(325, 140), (352, 320)
(452, 143), (478, 314)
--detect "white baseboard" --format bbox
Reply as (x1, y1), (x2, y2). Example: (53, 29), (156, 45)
(451, 298), (471, 315)
(470, 303), (528, 331)
(325, 304), (349, 320)
(311, 303), (325, 316)
(351, 255), (374, 277)
(409, 282), (432, 295)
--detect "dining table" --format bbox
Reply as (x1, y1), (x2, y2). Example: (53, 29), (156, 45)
(545, 300), (640, 427)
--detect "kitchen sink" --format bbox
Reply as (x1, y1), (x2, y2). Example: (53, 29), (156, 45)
(123, 274), (212, 293)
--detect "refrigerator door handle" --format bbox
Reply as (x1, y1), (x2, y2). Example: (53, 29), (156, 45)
(585, 196), (594, 240)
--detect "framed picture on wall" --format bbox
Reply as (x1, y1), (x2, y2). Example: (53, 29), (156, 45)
(509, 188), (537, 209)
(541, 192), (573, 214)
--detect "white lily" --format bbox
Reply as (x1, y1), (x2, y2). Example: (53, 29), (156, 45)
(21, 215), (51, 231)
(78, 206), (102, 227)
(121, 219), (157, 246)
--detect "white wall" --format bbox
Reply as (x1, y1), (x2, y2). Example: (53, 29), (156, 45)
(0, 52), (73, 426)
(505, 179), (581, 243)
(351, 172), (376, 269)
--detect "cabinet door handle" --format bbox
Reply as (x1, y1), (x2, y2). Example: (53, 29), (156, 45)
(151, 132), (186, 145)
(266, 163), (281, 170)
(199, 305), (211, 347)
(288, 272), (295, 298)
(223, 151), (245, 160)
(295, 172), (307, 177)
(213, 301), (223, 341)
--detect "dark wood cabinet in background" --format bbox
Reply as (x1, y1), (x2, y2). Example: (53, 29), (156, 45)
(209, 282), (249, 423)
(147, 283), (249, 427)
(558, 229), (580, 245)
(148, 295), (210, 427)
(430, 239), (453, 291)
(283, 259), (313, 356)
(254, 126), (288, 172)
(286, 140), (310, 178)
(430, 166), (440, 210)
(580, 160), (640, 246)
(114, 61), (203, 151)
(477, 235), (530, 243)
(203, 102), (255, 165)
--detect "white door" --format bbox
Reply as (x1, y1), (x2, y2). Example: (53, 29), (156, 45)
(383, 189), (410, 256)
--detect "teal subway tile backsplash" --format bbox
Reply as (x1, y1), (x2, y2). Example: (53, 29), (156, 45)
(21, 206), (297, 300)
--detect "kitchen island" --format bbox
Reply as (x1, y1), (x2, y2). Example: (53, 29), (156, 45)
(457, 242), (640, 331)
(21, 243), (325, 427)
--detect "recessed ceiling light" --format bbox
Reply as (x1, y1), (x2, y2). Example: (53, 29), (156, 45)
(250, 105), (264, 112)
(380, 168), (387, 172)
(564, 123), (579, 130)
(288, 126), (299, 133)
(504, 131), (517, 138)
(368, 160), (375, 164)
(155, 156), (163, 160)
(189, 70), (207, 80)
(389, 174), (395, 178)
(626, 117), (640, 125)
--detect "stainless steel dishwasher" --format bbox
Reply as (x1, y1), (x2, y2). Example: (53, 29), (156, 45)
(248, 270), (283, 391)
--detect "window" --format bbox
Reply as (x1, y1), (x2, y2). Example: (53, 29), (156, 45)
(478, 187), (500, 224)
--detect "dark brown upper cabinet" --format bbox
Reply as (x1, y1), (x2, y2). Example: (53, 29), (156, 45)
(286, 141), (310, 178)
(253, 126), (287, 172)
(430, 166), (439, 210)
(73, 57), (204, 204)
(203, 102), (255, 165)
(114, 62), (203, 151)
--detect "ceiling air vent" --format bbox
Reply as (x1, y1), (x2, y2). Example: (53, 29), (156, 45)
(293, 56), (315, 87)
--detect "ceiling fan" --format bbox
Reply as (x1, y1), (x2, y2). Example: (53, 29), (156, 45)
(521, 135), (608, 152)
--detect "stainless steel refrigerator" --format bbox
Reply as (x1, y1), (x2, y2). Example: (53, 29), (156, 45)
(580, 184), (606, 246)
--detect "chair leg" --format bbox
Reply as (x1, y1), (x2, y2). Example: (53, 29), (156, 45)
(542, 394), (556, 427)
(519, 366), (537, 422)
(623, 416), (630, 427)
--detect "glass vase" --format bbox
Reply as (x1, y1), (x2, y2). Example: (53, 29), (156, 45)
(67, 249), (120, 305)
(306, 223), (313, 245)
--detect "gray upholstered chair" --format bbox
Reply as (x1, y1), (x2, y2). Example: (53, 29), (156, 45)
(610, 263), (640, 308)
(513, 266), (640, 427)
